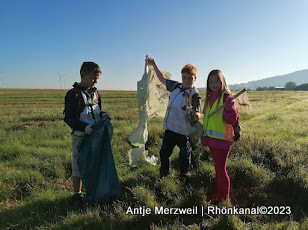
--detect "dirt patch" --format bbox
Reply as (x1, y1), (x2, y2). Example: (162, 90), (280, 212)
(59, 177), (73, 191)
(9, 121), (53, 131)
(0, 200), (19, 211)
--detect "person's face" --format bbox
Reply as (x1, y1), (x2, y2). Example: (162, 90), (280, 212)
(182, 72), (196, 89)
(81, 74), (100, 89)
(208, 75), (222, 92)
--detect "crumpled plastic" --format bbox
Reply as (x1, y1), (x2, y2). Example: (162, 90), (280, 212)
(185, 108), (203, 147)
(128, 58), (171, 166)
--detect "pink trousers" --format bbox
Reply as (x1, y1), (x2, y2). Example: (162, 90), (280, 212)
(210, 147), (230, 200)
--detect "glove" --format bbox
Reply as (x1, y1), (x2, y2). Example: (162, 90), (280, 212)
(100, 111), (110, 118)
(234, 132), (241, 141)
(233, 123), (241, 141)
(85, 125), (93, 134)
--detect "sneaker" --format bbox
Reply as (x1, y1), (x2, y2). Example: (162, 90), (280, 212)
(71, 193), (84, 206)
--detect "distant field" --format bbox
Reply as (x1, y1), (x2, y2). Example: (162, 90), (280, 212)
(0, 88), (307, 229)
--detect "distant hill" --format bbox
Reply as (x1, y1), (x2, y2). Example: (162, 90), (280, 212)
(229, 69), (308, 90)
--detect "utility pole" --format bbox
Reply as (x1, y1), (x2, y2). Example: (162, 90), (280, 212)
(0, 72), (4, 88)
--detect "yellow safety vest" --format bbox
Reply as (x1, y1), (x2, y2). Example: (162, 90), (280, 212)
(203, 92), (234, 142)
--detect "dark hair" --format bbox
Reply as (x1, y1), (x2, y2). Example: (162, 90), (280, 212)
(80, 62), (102, 77)
(181, 64), (197, 78)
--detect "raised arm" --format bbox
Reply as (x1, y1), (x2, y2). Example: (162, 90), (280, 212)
(147, 57), (166, 86)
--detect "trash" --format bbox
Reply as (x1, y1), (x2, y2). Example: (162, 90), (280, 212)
(184, 91), (205, 162)
(77, 116), (121, 203)
(128, 56), (171, 166)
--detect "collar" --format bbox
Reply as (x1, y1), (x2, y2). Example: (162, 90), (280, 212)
(209, 91), (220, 98)
(73, 82), (97, 93)
(181, 84), (195, 91)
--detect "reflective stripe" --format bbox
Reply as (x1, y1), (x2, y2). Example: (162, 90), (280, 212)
(204, 129), (234, 141)
(72, 130), (85, 137)
(224, 124), (233, 141)
(71, 134), (82, 139)
(203, 91), (234, 142)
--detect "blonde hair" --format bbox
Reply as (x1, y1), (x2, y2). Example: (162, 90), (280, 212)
(181, 64), (197, 78)
(202, 69), (231, 113)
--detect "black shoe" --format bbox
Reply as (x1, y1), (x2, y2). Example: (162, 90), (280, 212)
(180, 170), (188, 177)
(71, 193), (84, 207)
(160, 172), (169, 178)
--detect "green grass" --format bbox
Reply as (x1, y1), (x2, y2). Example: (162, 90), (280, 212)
(0, 89), (308, 229)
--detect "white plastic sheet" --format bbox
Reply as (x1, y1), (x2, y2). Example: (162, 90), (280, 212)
(128, 57), (171, 166)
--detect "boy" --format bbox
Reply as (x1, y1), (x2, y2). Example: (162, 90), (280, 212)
(147, 57), (201, 177)
(64, 61), (104, 204)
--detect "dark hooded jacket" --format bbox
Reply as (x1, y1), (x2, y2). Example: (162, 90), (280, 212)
(64, 82), (102, 133)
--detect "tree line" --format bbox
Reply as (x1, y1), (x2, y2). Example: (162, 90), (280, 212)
(256, 81), (297, 91)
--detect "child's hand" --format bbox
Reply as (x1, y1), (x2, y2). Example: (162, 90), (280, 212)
(234, 132), (241, 141)
(233, 123), (241, 141)
(147, 57), (155, 66)
(195, 111), (201, 120)
(85, 125), (93, 134)
(100, 111), (110, 118)
(224, 98), (234, 110)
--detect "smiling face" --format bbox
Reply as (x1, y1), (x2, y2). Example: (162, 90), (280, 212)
(80, 73), (100, 89)
(208, 74), (222, 92)
(182, 72), (196, 89)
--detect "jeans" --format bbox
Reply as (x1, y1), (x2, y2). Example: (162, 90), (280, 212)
(160, 130), (191, 176)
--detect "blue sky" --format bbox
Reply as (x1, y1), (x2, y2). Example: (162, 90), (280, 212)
(0, 0), (307, 90)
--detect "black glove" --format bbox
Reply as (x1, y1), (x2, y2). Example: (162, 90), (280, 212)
(233, 122), (241, 142)
(100, 111), (110, 118)
(234, 132), (241, 141)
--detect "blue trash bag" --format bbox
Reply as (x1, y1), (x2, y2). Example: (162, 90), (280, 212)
(77, 116), (121, 204)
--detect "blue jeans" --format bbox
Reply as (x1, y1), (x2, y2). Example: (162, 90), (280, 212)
(160, 130), (191, 176)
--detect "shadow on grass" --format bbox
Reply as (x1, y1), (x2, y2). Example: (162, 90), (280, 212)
(265, 177), (308, 222)
(0, 197), (169, 230)
(0, 193), (73, 229)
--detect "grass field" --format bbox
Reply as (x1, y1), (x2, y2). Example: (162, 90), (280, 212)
(0, 88), (308, 229)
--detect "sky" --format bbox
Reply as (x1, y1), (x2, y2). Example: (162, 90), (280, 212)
(0, 0), (308, 90)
